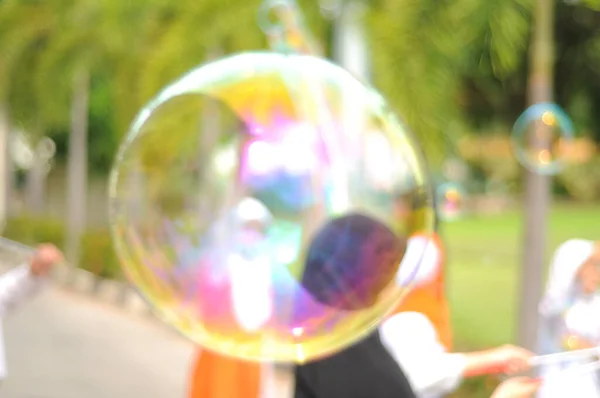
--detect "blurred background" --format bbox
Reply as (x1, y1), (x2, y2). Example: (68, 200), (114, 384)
(0, 0), (599, 396)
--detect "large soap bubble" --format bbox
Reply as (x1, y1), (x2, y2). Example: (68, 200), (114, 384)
(109, 52), (434, 363)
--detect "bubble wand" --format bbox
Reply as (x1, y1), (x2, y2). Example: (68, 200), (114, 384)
(0, 236), (37, 256)
(473, 346), (600, 387)
(529, 346), (600, 367)
(538, 359), (600, 381)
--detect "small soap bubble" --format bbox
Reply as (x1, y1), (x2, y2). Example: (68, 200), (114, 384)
(511, 103), (575, 175)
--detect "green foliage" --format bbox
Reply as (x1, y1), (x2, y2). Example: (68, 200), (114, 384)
(580, 0), (600, 11)
(556, 157), (600, 201)
(79, 228), (122, 279)
(367, 0), (463, 168)
(366, 0), (534, 169)
(0, 2), (57, 138)
(3, 214), (65, 247)
(88, 71), (119, 175)
(2, 0), (600, 193)
(3, 215), (122, 279)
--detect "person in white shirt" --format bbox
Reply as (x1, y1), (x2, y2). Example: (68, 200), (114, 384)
(382, 234), (535, 398)
(0, 243), (63, 383)
(380, 311), (534, 398)
(536, 239), (600, 398)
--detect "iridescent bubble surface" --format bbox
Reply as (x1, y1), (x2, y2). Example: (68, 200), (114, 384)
(511, 103), (575, 175)
(109, 52), (434, 363)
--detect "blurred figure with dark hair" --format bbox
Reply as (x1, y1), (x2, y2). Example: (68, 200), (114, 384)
(300, 213), (406, 311)
(295, 213), (414, 398)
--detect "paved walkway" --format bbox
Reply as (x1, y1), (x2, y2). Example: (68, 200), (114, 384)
(2, 287), (196, 398)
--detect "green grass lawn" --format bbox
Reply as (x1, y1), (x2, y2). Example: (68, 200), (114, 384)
(445, 204), (599, 350)
(442, 204), (599, 397)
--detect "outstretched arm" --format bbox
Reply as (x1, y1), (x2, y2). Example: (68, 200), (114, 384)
(0, 244), (62, 318)
(381, 313), (533, 397)
(460, 345), (533, 377)
(380, 312), (467, 396)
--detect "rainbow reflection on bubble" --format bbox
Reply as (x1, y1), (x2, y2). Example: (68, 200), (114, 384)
(511, 103), (575, 176)
(109, 52), (434, 363)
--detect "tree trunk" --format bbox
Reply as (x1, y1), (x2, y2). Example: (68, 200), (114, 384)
(0, 103), (10, 229)
(66, 67), (90, 267)
(197, 46), (223, 216)
(24, 151), (46, 214)
(518, 0), (555, 351)
(332, 0), (370, 81)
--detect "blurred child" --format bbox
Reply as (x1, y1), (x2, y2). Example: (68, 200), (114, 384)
(537, 239), (600, 398)
(0, 243), (63, 383)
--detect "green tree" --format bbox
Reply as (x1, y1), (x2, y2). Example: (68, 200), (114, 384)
(31, 0), (163, 264)
(366, 0), (533, 169)
(0, 1), (60, 215)
(580, 0), (600, 10)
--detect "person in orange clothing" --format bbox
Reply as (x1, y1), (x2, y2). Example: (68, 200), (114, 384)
(392, 225), (453, 351)
(188, 350), (261, 398)
(391, 188), (453, 351)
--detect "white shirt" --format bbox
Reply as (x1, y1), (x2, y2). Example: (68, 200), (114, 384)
(537, 295), (600, 398)
(380, 312), (466, 398)
(0, 265), (46, 380)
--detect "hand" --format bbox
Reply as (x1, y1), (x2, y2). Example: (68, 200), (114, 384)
(486, 345), (535, 374)
(563, 334), (596, 351)
(491, 377), (542, 398)
(29, 244), (63, 277)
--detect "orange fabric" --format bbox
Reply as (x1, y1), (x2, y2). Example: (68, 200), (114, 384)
(393, 232), (453, 351)
(189, 350), (261, 398)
